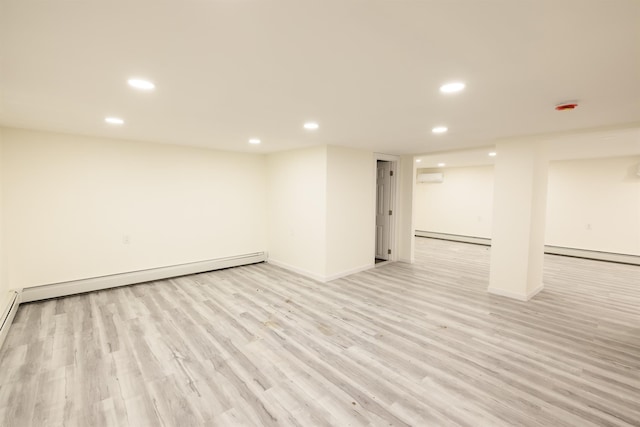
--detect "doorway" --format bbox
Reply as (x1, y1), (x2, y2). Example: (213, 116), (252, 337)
(375, 158), (397, 264)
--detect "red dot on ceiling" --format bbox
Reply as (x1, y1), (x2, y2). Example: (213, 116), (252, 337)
(555, 103), (578, 111)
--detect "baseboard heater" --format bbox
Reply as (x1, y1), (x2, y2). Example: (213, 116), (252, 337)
(415, 230), (491, 246)
(20, 252), (267, 303)
(415, 231), (640, 266)
(543, 246), (640, 266)
(0, 291), (20, 349)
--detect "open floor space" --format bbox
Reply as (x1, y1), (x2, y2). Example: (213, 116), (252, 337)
(1, 3), (639, 425)
(0, 238), (638, 426)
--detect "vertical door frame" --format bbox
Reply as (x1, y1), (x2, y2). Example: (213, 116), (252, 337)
(373, 153), (400, 263)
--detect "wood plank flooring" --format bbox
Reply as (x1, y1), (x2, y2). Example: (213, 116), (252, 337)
(0, 237), (639, 426)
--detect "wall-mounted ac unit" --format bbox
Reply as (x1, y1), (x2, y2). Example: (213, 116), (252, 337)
(417, 173), (444, 183)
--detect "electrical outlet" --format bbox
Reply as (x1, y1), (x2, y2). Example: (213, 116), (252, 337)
(585, 224), (591, 230)
(123, 235), (131, 244)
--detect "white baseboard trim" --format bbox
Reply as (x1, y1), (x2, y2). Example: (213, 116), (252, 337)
(0, 290), (21, 349)
(488, 284), (544, 301)
(267, 259), (374, 283)
(397, 257), (414, 264)
(20, 252), (267, 303)
(325, 264), (374, 282)
(374, 260), (392, 268)
(267, 259), (326, 282)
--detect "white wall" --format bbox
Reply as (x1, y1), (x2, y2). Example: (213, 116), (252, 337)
(266, 146), (327, 279)
(267, 145), (380, 281)
(413, 156), (640, 256)
(546, 156), (640, 255)
(326, 146), (374, 277)
(414, 165), (494, 238)
(489, 139), (549, 299)
(2, 133), (384, 288)
(2, 128), (267, 288)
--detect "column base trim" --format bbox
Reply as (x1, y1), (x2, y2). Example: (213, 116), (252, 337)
(488, 284), (544, 301)
(267, 259), (374, 283)
(267, 259), (326, 282)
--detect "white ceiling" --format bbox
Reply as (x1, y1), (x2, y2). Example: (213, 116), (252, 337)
(1, 0), (639, 155)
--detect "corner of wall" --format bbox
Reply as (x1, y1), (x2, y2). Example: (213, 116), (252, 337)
(265, 145), (328, 279)
(267, 145), (377, 282)
(325, 146), (375, 278)
(397, 155), (415, 263)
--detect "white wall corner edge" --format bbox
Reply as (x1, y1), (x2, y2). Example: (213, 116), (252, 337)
(0, 290), (22, 350)
(487, 284), (544, 302)
(266, 260), (374, 283)
(266, 259), (327, 282)
(324, 264), (374, 282)
(20, 252), (267, 303)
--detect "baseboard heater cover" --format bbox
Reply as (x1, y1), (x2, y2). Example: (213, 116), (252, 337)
(415, 231), (640, 266)
(544, 246), (640, 266)
(0, 291), (20, 349)
(415, 230), (491, 246)
(21, 252), (267, 303)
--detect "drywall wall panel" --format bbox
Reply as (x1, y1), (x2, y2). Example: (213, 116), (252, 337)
(546, 156), (640, 255)
(398, 155), (415, 263)
(413, 156), (640, 256)
(2, 128), (267, 288)
(414, 165), (494, 238)
(266, 146), (327, 279)
(326, 146), (374, 277)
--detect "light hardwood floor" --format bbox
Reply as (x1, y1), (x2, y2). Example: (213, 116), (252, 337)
(0, 238), (639, 426)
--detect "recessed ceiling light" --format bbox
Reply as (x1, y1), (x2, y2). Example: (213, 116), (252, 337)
(432, 126), (448, 134)
(105, 117), (124, 125)
(438, 162), (446, 167)
(127, 78), (155, 90)
(303, 122), (319, 130)
(440, 82), (465, 93)
(416, 159), (422, 163)
(249, 139), (261, 145)
(489, 152), (497, 157)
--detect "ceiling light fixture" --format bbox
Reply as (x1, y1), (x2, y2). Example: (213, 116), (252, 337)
(105, 117), (124, 125)
(437, 163), (446, 167)
(489, 152), (497, 157)
(432, 126), (448, 134)
(440, 82), (465, 93)
(416, 159), (422, 163)
(249, 139), (261, 145)
(303, 122), (319, 130)
(127, 78), (155, 90)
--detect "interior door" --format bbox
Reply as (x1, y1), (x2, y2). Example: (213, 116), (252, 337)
(375, 161), (391, 260)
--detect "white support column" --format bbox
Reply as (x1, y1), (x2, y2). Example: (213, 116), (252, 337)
(397, 155), (415, 263)
(488, 139), (549, 301)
